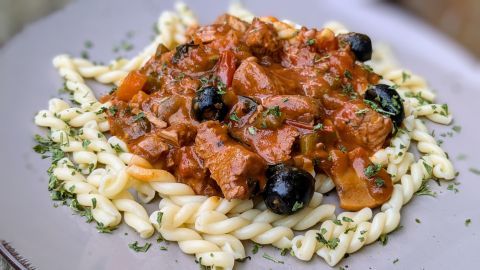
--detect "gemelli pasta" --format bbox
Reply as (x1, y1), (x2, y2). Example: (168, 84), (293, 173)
(33, 2), (455, 269)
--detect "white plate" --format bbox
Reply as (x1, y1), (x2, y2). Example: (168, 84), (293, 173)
(0, 0), (479, 269)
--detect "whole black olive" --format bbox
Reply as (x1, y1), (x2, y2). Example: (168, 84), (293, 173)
(339, 32), (372, 62)
(364, 84), (405, 129)
(263, 164), (315, 215)
(192, 86), (228, 122)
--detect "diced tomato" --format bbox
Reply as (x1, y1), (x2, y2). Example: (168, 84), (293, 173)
(116, 71), (148, 101)
(215, 50), (236, 87)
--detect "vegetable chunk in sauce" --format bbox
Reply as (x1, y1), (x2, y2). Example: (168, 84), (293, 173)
(105, 13), (395, 209)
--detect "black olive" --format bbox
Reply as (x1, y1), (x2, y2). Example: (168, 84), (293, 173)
(364, 84), (405, 129)
(263, 164), (315, 215)
(192, 86), (228, 122)
(339, 32), (372, 62)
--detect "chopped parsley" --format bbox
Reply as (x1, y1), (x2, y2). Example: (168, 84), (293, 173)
(229, 112), (240, 122)
(469, 168), (480, 175)
(108, 106), (118, 115)
(292, 201), (304, 212)
(393, 258), (399, 264)
(344, 70), (353, 80)
(415, 218), (421, 224)
(333, 219), (343, 226)
(364, 163), (382, 178)
(82, 139), (91, 150)
(316, 232), (340, 249)
(313, 123), (323, 131)
(96, 222), (116, 234)
(342, 216), (354, 223)
(355, 108), (369, 116)
(378, 234), (388, 246)
(252, 244), (261, 254)
(262, 253), (284, 264)
(364, 99), (395, 116)
(91, 197), (97, 209)
(306, 39), (316, 46)
(216, 81), (226, 94)
(374, 177), (385, 188)
(128, 241), (151, 252)
(132, 112), (146, 122)
(452, 125), (462, 133)
(447, 183), (459, 193)
(84, 40), (93, 49)
(156, 212), (163, 226)
(111, 144), (124, 154)
(160, 246), (168, 251)
(248, 126), (257, 135)
(401, 71), (411, 83)
(415, 180), (437, 197)
(33, 134), (65, 164)
(465, 219), (471, 226)
(264, 106), (282, 118)
(422, 161), (433, 177)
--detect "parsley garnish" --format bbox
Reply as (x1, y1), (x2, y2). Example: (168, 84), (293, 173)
(415, 218), (421, 224)
(133, 112), (146, 122)
(378, 234), (388, 246)
(465, 219), (472, 226)
(230, 112), (240, 122)
(393, 258), (399, 264)
(401, 71), (411, 83)
(364, 99), (395, 116)
(292, 201), (304, 212)
(342, 216), (354, 223)
(264, 106), (282, 118)
(344, 70), (353, 80)
(469, 168), (480, 175)
(82, 139), (91, 150)
(252, 244), (261, 254)
(262, 253), (284, 264)
(355, 108), (369, 116)
(313, 123), (323, 131)
(96, 222), (116, 233)
(111, 144), (124, 154)
(364, 163), (382, 178)
(91, 198), (97, 209)
(415, 180), (437, 197)
(375, 177), (385, 188)
(156, 212), (163, 226)
(128, 241), (151, 252)
(306, 39), (315, 46)
(84, 40), (93, 49)
(108, 106), (118, 115)
(452, 125), (461, 133)
(248, 126), (257, 135)
(316, 232), (340, 249)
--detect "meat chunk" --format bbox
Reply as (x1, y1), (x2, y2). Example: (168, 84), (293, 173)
(232, 61), (299, 98)
(244, 125), (299, 164)
(169, 146), (222, 196)
(129, 134), (169, 162)
(262, 95), (323, 124)
(195, 121), (267, 199)
(243, 18), (280, 56)
(323, 148), (393, 210)
(322, 93), (392, 152)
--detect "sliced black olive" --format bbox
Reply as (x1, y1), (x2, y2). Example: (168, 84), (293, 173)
(364, 84), (404, 129)
(263, 164), (315, 215)
(192, 86), (228, 122)
(339, 32), (372, 62)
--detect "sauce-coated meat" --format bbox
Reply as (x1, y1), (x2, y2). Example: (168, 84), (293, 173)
(195, 121), (267, 199)
(105, 13), (394, 209)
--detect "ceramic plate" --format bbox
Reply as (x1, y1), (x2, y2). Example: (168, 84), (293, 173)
(0, 0), (479, 269)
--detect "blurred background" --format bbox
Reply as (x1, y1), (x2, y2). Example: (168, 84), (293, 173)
(0, 0), (479, 59)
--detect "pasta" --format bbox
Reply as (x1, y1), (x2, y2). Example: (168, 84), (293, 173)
(32, 2), (457, 269)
